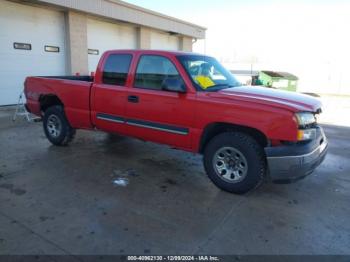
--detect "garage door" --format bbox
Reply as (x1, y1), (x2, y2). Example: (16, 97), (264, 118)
(87, 18), (137, 73)
(0, 1), (67, 106)
(150, 31), (180, 51)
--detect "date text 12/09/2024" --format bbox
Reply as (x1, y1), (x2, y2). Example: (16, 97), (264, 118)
(127, 256), (220, 261)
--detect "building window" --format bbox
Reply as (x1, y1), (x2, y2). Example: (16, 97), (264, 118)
(88, 49), (99, 55)
(45, 46), (60, 53)
(14, 42), (31, 50)
(134, 55), (181, 90)
(102, 54), (132, 86)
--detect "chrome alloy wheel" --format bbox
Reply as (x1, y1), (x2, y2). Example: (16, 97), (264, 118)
(213, 146), (248, 183)
(46, 115), (62, 138)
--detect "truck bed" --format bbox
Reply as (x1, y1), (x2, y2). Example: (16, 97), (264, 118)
(25, 75), (93, 129)
(37, 75), (94, 82)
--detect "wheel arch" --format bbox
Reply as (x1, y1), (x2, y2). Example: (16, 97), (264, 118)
(39, 94), (63, 112)
(198, 122), (269, 154)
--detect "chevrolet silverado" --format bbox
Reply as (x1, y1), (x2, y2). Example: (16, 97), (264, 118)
(24, 50), (328, 194)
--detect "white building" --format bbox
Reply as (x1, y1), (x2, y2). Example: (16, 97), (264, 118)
(0, 0), (206, 105)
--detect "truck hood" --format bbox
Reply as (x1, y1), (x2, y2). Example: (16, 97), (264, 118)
(215, 86), (322, 113)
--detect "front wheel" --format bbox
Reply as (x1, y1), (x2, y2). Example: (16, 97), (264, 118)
(43, 105), (75, 146)
(203, 132), (266, 194)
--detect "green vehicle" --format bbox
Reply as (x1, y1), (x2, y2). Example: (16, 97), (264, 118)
(258, 71), (298, 92)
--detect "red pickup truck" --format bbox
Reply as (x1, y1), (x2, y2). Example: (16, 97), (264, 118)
(24, 50), (328, 194)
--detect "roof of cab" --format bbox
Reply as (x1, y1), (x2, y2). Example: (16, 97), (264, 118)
(105, 49), (205, 56)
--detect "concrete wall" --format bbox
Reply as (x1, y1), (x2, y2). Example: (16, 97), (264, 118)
(137, 27), (151, 49)
(66, 15), (193, 75)
(66, 11), (89, 75)
(180, 36), (193, 52)
(22, 0), (203, 74)
(37, 0), (206, 39)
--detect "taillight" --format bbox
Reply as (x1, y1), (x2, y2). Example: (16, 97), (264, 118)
(23, 79), (27, 95)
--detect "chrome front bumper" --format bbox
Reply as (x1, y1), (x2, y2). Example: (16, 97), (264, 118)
(265, 127), (328, 183)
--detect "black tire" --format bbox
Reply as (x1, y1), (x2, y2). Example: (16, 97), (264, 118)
(203, 132), (266, 194)
(43, 105), (76, 146)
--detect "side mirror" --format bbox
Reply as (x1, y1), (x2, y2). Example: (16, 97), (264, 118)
(162, 78), (186, 93)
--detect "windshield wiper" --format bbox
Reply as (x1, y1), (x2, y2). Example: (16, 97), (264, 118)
(209, 84), (231, 88)
(205, 84), (237, 91)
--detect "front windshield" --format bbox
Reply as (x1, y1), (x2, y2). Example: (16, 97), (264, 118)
(177, 55), (241, 91)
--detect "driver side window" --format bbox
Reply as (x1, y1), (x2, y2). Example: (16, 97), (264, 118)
(134, 55), (182, 91)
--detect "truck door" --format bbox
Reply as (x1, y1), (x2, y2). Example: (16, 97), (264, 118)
(92, 53), (132, 134)
(125, 54), (195, 150)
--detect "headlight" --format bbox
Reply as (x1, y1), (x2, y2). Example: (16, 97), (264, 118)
(295, 112), (317, 141)
(295, 112), (316, 128)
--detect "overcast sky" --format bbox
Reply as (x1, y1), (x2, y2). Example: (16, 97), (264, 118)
(125, 0), (350, 94)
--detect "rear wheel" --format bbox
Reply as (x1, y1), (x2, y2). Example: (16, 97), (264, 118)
(43, 105), (75, 146)
(203, 132), (266, 194)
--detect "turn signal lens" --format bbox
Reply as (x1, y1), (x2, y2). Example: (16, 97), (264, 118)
(297, 129), (316, 141)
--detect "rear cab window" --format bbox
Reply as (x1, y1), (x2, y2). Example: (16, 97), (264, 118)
(102, 54), (132, 86)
